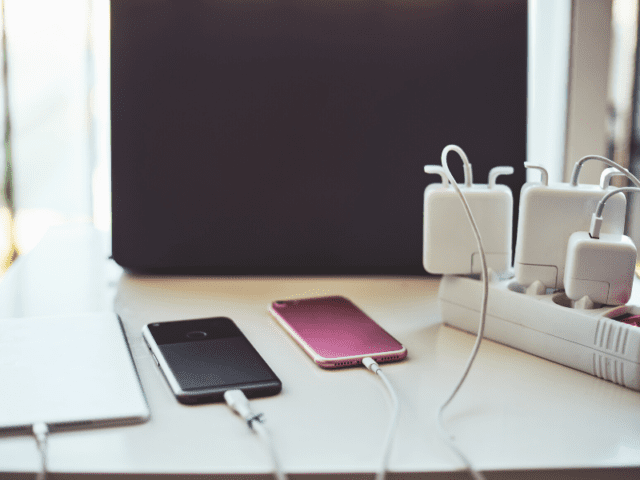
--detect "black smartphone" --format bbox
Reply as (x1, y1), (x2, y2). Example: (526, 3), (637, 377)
(142, 317), (282, 404)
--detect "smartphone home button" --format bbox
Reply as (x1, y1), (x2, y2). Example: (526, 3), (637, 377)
(186, 331), (208, 339)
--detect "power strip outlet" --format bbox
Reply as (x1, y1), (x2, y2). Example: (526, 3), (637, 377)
(439, 274), (640, 391)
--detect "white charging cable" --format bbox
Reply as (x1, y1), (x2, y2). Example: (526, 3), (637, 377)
(32, 422), (49, 480)
(436, 145), (489, 480)
(570, 155), (640, 189)
(570, 155), (640, 240)
(590, 187), (640, 238)
(362, 357), (400, 480)
(224, 390), (286, 480)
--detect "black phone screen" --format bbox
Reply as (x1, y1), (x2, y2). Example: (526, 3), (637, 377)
(146, 317), (281, 402)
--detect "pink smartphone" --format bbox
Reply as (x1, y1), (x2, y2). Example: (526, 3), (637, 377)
(269, 295), (407, 369)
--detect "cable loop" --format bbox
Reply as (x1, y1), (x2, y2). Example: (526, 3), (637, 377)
(595, 186), (640, 218)
(441, 144), (473, 187)
(435, 145), (488, 480)
(600, 167), (627, 188)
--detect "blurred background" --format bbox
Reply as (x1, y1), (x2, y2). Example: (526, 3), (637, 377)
(0, 0), (109, 275)
(1, 0), (640, 276)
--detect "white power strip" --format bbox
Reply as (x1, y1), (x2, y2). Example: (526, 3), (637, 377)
(439, 274), (640, 391)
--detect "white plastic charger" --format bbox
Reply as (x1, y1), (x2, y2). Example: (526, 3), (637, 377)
(439, 274), (640, 390)
(562, 185), (640, 306)
(514, 164), (627, 289)
(423, 165), (513, 275)
(564, 231), (637, 305)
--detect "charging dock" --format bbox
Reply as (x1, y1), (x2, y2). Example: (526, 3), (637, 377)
(439, 274), (640, 390)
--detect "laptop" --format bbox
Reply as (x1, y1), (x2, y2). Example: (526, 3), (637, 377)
(0, 313), (149, 433)
(110, 0), (527, 274)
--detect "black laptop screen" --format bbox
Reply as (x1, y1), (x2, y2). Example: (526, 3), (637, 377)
(111, 0), (527, 274)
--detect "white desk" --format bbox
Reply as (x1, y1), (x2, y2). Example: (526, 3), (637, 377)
(1, 224), (640, 479)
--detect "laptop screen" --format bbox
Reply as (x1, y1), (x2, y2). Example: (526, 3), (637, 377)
(111, 0), (527, 274)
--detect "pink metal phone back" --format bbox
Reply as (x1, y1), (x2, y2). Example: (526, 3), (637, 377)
(271, 296), (404, 358)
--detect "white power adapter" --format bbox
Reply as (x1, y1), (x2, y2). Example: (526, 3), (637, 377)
(564, 186), (639, 306)
(564, 232), (636, 305)
(423, 149), (513, 275)
(514, 164), (627, 289)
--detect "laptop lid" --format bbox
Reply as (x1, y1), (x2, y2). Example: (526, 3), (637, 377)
(111, 0), (527, 274)
(0, 313), (149, 433)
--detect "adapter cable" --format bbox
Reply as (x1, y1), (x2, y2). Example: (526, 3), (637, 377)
(362, 357), (400, 480)
(590, 186), (640, 239)
(436, 145), (489, 480)
(569, 156), (640, 242)
(571, 155), (640, 190)
(32, 422), (49, 480)
(562, 185), (640, 305)
(224, 389), (286, 480)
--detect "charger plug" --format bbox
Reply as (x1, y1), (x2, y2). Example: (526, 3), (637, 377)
(423, 163), (513, 275)
(514, 164), (627, 289)
(564, 231), (637, 306)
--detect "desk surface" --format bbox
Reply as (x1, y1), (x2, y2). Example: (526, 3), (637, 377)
(1, 224), (640, 479)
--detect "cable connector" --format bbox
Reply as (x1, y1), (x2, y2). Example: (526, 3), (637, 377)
(362, 356), (400, 480)
(224, 389), (252, 417)
(362, 357), (381, 374)
(32, 422), (49, 480)
(224, 389), (264, 430)
(224, 389), (285, 480)
(589, 213), (603, 239)
(32, 422), (49, 442)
